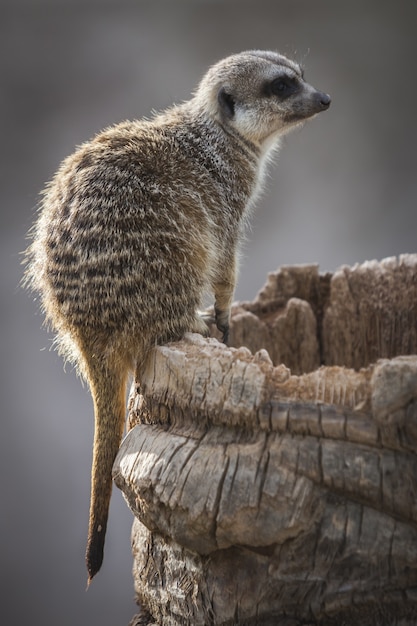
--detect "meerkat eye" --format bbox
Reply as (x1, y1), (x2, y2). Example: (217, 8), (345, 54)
(271, 79), (287, 93)
(268, 76), (298, 99)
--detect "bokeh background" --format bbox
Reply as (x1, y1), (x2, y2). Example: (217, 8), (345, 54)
(2, 1), (416, 624)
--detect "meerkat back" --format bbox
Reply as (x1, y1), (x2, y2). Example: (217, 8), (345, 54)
(24, 50), (330, 584)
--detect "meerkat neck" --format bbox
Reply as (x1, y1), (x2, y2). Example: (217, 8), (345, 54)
(182, 99), (260, 159)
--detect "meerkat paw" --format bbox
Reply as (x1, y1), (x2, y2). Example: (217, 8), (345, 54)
(196, 307), (230, 343)
(215, 307), (230, 344)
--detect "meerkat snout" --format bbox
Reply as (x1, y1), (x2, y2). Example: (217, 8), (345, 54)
(291, 84), (331, 119)
(318, 92), (332, 108)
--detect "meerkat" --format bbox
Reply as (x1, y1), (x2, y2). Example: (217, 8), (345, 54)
(24, 50), (330, 584)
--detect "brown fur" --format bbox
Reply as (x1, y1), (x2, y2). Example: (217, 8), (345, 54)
(24, 50), (330, 583)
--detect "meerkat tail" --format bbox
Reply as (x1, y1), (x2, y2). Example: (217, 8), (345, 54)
(84, 354), (128, 586)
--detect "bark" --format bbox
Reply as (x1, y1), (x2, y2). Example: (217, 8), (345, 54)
(114, 254), (417, 625)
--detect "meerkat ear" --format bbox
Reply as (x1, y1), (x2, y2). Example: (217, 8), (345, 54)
(217, 87), (235, 119)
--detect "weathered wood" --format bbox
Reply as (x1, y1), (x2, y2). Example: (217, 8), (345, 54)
(114, 255), (417, 625)
(322, 255), (417, 369)
(227, 254), (417, 372)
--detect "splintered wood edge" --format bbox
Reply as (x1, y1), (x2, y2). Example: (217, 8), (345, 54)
(135, 333), (417, 432)
(142, 332), (369, 410)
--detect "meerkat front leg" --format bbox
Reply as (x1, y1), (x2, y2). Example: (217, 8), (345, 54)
(212, 252), (238, 344)
(214, 301), (231, 344)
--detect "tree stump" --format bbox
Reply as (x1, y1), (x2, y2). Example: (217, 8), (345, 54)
(113, 254), (417, 625)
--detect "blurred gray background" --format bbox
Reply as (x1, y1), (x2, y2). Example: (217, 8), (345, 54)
(2, 0), (416, 624)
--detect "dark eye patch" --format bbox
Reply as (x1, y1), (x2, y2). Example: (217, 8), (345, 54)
(264, 75), (299, 99)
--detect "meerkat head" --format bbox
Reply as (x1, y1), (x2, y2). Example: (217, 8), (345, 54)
(195, 50), (331, 151)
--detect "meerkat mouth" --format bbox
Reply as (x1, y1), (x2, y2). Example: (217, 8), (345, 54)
(285, 91), (331, 123)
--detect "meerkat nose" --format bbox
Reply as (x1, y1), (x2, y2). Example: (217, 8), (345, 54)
(319, 92), (331, 109)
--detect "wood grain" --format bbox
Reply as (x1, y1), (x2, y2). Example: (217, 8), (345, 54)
(115, 255), (417, 625)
